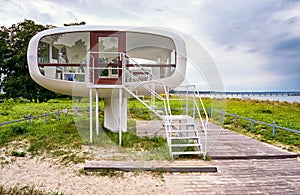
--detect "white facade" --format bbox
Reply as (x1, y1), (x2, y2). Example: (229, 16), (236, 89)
(27, 26), (187, 133)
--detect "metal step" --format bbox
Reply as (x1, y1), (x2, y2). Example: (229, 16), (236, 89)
(172, 151), (203, 156)
(171, 143), (202, 147)
(170, 136), (200, 140)
(165, 123), (196, 127)
(167, 123), (196, 126)
(168, 129), (198, 133)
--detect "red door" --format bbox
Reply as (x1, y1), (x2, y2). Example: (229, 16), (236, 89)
(90, 31), (125, 84)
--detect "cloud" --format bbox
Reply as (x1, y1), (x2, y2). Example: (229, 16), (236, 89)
(183, 0), (300, 90)
(274, 37), (300, 51)
(0, 0), (299, 90)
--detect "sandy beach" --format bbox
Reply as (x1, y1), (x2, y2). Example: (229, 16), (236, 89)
(0, 157), (171, 194)
(0, 146), (172, 195)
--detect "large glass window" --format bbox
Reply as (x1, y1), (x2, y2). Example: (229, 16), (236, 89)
(38, 32), (90, 81)
(126, 32), (176, 79)
(98, 36), (119, 78)
(37, 31), (177, 81)
(126, 32), (176, 64)
(38, 32), (90, 64)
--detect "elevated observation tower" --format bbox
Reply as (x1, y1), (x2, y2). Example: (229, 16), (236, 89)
(27, 26), (210, 159)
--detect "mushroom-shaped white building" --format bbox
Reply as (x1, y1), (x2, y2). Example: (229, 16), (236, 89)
(27, 26), (208, 159)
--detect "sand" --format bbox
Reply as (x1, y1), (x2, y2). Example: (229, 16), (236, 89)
(0, 156), (172, 194)
(0, 145), (173, 195)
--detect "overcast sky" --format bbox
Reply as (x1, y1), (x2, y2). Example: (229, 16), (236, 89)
(1, 0), (299, 91)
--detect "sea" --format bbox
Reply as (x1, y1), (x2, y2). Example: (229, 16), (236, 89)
(225, 95), (300, 103)
(198, 92), (300, 103)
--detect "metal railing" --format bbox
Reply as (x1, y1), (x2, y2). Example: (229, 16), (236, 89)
(85, 51), (174, 86)
(0, 107), (91, 127)
(210, 109), (300, 136)
(120, 53), (173, 150)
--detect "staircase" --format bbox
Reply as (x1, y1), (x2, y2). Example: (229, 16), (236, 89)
(165, 115), (203, 158)
(122, 54), (208, 159)
(86, 51), (208, 159)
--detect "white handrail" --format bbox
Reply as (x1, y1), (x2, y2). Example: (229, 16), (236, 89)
(123, 52), (173, 140)
(86, 51), (174, 156)
(195, 90), (209, 128)
(194, 90), (208, 158)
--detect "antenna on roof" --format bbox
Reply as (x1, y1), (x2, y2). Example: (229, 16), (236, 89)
(64, 22), (86, 26)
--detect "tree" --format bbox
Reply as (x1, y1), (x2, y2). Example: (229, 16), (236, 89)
(0, 26), (9, 93)
(0, 19), (60, 102)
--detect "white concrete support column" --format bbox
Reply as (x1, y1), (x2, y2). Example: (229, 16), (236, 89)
(95, 89), (99, 135)
(89, 88), (93, 143)
(104, 96), (127, 133)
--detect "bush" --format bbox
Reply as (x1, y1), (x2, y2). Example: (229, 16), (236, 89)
(11, 125), (27, 135)
(11, 150), (26, 157)
(16, 98), (31, 104)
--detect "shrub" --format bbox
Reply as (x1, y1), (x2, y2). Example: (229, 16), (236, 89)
(11, 150), (26, 157)
(11, 125), (27, 135)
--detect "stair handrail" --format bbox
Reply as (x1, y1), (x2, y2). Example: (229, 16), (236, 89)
(123, 70), (173, 136)
(123, 86), (164, 119)
(195, 90), (208, 128)
(85, 51), (174, 156)
(194, 89), (208, 158)
(123, 53), (173, 137)
(123, 53), (171, 109)
(124, 70), (165, 101)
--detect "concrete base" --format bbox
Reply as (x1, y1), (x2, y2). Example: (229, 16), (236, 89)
(104, 97), (127, 132)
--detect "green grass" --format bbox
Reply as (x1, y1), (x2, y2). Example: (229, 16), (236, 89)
(0, 184), (64, 195)
(0, 97), (299, 159)
(0, 117), (87, 164)
(0, 98), (170, 161)
(104, 129), (167, 150)
(0, 98), (73, 124)
(214, 98), (300, 153)
(222, 98), (300, 130)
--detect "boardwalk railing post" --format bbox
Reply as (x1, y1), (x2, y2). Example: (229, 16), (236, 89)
(250, 118), (254, 131)
(234, 113), (237, 126)
(74, 107), (78, 117)
(44, 112), (47, 124)
(57, 110), (60, 122)
(140, 108), (143, 116)
(221, 111), (225, 124)
(28, 114), (31, 125)
(272, 121), (276, 137)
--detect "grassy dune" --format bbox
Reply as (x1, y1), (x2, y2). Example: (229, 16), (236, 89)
(0, 97), (299, 158)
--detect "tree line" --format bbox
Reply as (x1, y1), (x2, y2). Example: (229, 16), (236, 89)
(0, 20), (73, 102)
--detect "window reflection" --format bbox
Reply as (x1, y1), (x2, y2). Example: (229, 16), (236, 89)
(37, 31), (177, 81)
(38, 32), (90, 64)
(98, 36), (119, 79)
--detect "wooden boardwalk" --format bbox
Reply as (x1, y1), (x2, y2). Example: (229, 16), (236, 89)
(85, 121), (299, 194)
(163, 128), (299, 194)
(207, 128), (297, 159)
(164, 158), (300, 194)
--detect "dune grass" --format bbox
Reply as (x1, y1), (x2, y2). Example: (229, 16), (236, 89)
(0, 97), (299, 158)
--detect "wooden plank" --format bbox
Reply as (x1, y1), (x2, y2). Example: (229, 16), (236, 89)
(84, 160), (217, 173)
(84, 165), (217, 173)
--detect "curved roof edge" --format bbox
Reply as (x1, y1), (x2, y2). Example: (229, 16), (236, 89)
(27, 25), (187, 96)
